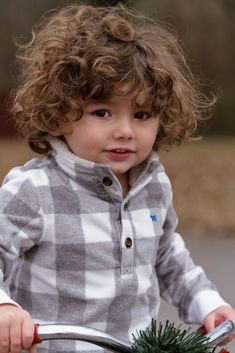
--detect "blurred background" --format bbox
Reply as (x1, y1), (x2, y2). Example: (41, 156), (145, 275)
(0, 0), (235, 235)
(1, 0), (235, 133)
(1, 1), (235, 349)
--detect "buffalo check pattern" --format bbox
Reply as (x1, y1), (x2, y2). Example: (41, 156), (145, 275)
(0, 138), (224, 353)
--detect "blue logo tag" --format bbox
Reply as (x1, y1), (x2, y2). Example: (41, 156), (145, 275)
(150, 214), (157, 222)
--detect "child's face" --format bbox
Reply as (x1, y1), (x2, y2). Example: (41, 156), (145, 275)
(59, 91), (159, 178)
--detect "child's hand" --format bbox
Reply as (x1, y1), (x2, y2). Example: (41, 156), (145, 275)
(203, 305), (235, 345)
(0, 304), (35, 353)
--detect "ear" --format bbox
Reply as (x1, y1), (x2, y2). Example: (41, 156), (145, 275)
(50, 131), (62, 137)
(49, 121), (73, 137)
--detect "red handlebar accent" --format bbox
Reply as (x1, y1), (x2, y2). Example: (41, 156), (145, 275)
(33, 324), (41, 344)
(198, 318), (225, 336)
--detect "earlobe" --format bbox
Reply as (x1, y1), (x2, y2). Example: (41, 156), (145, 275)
(49, 121), (73, 137)
(50, 131), (62, 137)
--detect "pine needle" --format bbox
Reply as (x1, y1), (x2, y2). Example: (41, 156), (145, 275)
(131, 319), (216, 353)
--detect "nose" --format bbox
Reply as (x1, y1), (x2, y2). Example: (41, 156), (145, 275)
(112, 116), (135, 140)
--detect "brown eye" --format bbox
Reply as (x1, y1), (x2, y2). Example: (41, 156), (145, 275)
(134, 111), (150, 120)
(93, 110), (109, 118)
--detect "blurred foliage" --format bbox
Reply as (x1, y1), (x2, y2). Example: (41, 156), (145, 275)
(0, 0), (234, 135)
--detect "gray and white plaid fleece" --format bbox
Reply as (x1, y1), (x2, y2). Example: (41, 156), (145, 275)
(0, 138), (225, 353)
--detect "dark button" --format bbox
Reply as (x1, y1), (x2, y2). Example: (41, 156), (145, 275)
(102, 177), (113, 186)
(123, 204), (128, 211)
(125, 237), (133, 248)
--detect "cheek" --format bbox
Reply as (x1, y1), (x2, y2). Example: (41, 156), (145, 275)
(83, 131), (104, 149)
(70, 129), (103, 152)
(142, 137), (156, 153)
(77, 121), (104, 148)
(140, 128), (158, 151)
(148, 120), (159, 147)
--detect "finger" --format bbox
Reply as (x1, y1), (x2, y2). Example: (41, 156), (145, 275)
(22, 317), (35, 349)
(0, 327), (10, 353)
(204, 315), (216, 333)
(9, 321), (22, 353)
(28, 344), (37, 353)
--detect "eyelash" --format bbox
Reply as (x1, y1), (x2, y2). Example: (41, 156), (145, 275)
(92, 109), (151, 120)
(134, 111), (151, 120)
(93, 109), (110, 118)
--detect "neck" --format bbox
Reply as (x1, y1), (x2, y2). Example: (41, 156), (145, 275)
(116, 173), (130, 197)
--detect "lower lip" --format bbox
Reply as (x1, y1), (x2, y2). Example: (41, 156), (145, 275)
(105, 151), (133, 160)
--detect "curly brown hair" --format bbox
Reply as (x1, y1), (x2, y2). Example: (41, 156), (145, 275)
(12, 3), (215, 154)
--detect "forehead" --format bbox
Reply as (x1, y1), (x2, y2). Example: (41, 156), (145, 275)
(112, 82), (154, 107)
(82, 81), (155, 109)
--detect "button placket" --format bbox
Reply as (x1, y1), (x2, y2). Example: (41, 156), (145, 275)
(125, 237), (133, 248)
(102, 177), (113, 186)
(120, 218), (134, 276)
(123, 203), (128, 212)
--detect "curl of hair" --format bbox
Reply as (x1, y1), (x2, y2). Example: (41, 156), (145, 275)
(11, 4), (215, 154)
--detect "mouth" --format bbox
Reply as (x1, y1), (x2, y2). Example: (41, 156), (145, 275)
(109, 148), (134, 153)
(105, 148), (134, 160)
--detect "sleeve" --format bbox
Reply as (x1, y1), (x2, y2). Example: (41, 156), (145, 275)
(155, 203), (227, 325)
(0, 167), (44, 301)
(0, 289), (21, 307)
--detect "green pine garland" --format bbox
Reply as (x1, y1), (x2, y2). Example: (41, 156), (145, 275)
(131, 319), (216, 353)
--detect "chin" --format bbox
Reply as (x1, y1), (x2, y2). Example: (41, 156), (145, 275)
(112, 169), (128, 176)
